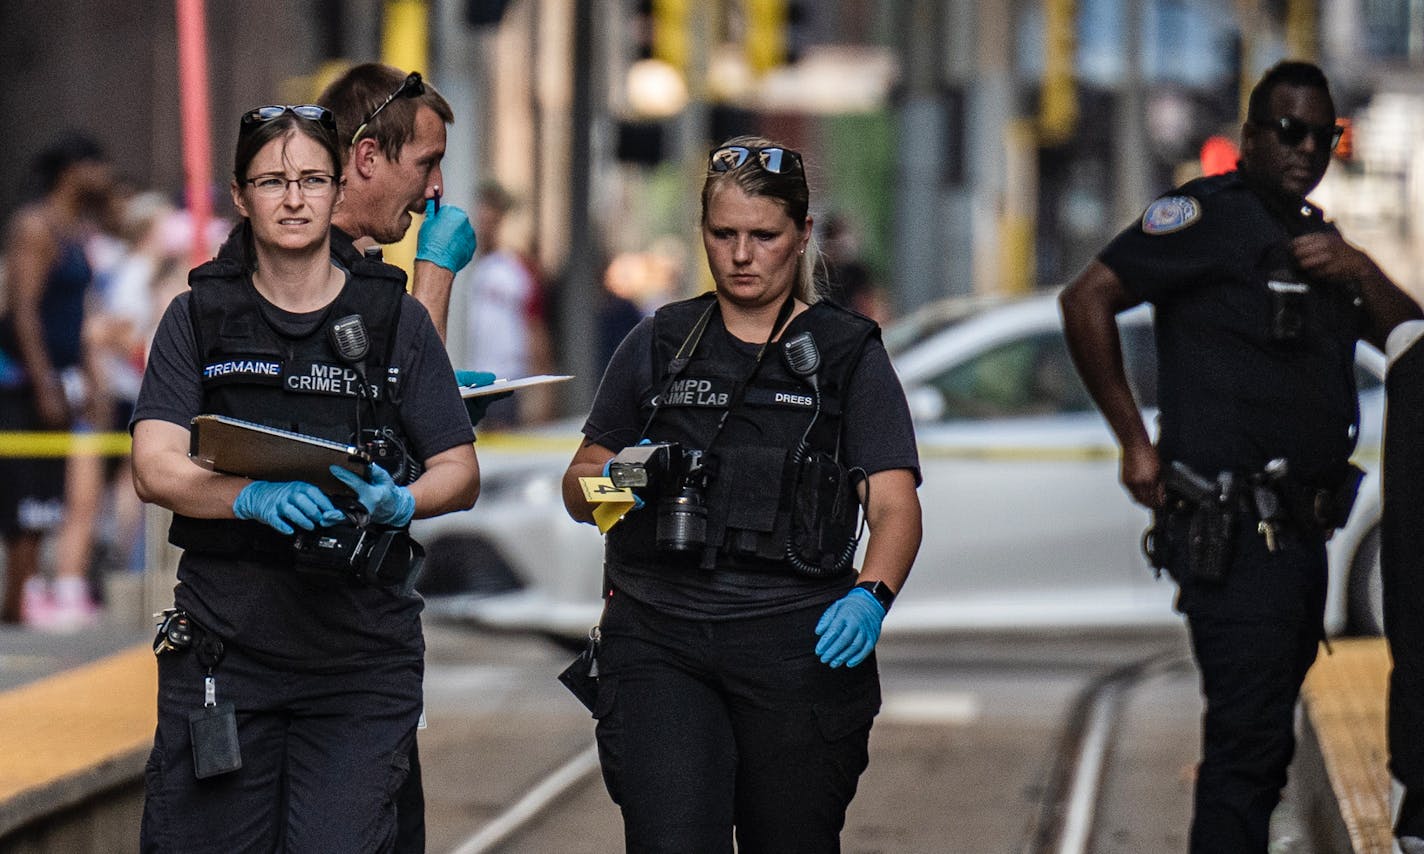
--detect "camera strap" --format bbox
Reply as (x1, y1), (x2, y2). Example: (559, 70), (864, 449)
(637, 300), (718, 441)
(701, 295), (798, 459)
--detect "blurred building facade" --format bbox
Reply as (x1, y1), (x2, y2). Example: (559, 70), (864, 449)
(4, 0), (1424, 409)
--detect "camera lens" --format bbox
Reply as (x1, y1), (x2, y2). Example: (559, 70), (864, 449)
(657, 485), (707, 552)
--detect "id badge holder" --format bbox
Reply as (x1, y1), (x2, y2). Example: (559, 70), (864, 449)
(189, 638), (241, 779)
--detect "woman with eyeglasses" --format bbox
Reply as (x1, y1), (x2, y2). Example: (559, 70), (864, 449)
(561, 135), (922, 852)
(130, 104), (478, 851)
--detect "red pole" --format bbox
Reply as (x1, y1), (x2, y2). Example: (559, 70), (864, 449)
(175, 0), (213, 267)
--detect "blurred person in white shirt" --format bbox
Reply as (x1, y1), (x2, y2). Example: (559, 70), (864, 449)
(464, 182), (555, 425)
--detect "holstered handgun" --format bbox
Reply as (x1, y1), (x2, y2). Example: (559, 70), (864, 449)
(1165, 461), (1238, 584)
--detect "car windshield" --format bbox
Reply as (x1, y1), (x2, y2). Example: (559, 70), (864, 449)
(884, 296), (1006, 357)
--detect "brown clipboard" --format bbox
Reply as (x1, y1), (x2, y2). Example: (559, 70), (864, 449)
(189, 414), (369, 497)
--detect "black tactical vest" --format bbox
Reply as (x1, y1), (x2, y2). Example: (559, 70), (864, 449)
(606, 294), (877, 575)
(168, 255), (408, 557)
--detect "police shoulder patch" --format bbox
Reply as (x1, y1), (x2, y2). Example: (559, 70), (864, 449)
(1141, 195), (1202, 235)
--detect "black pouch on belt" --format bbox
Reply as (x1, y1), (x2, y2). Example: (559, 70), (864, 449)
(558, 627), (601, 713)
(1186, 502), (1235, 583)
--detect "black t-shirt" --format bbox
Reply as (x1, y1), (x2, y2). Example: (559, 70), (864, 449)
(132, 274), (472, 670)
(1099, 172), (1364, 483)
(583, 310), (920, 620)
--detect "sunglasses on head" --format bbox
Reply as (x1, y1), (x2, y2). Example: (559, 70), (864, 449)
(351, 71), (425, 145)
(240, 104), (336, 136)
(708, 145), (804, 176)
(1257, 116), (1344, 151)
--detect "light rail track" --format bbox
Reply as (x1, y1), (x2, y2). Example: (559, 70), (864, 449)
(1020, 649), (1195, 854)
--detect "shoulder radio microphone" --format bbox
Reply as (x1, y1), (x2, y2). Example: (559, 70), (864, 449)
(327, 313), (419, 485)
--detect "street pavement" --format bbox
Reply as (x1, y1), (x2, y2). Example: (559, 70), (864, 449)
(0, 607), (1330, 853)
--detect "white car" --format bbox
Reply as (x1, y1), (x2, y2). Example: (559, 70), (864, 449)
(413, 292), (1386, 639)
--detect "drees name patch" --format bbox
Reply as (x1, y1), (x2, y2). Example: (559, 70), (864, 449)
(745, 387), (815, 409)
(1141, 195), (1202, 235)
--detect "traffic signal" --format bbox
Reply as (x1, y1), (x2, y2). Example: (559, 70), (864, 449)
(1038, 0), (1078, 145)
(744, 0), (806, 75)
(634, 0), (690, 73)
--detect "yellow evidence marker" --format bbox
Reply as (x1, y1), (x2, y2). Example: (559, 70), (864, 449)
(579, 477), (638, 533)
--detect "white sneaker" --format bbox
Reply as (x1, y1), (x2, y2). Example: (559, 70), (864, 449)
(20, 578), (53, 627)
(33, 577), (99, 633)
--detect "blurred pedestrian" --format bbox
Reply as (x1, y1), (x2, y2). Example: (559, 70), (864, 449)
(132, 103), (478, 851)
(821, 212), (890, 324)
(83, 192), (192, 577)
(561, 136), (922, 851)
(318, 62), (476, 342)
(1060, 61), (1421, 854)
(597, 255), (646, 372)
(0, 132), (115, 628)
(465, 181), (556, 425)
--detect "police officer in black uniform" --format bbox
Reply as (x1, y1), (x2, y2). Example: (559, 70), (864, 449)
(1061, 61), (1420, 854)
(561, 136), (922, 853)
(131, 104), (479, 852)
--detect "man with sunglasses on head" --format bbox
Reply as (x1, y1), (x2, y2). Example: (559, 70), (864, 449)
(318, 64), (488, 853)
(318, 63), (475, 343)
(1060, 60), (1420, 854)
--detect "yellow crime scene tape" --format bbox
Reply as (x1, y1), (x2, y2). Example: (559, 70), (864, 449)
(0, 432), (133, 457)
(1, 428), (1371, 473)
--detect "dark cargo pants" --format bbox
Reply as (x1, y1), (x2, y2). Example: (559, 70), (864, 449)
(592, 591), (880, 854)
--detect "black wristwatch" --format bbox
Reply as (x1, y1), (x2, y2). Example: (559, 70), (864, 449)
(855, 580), (896, 613)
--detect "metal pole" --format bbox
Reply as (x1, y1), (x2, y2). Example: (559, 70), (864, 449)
(433, 0), (481, 369)
(892, 0), (951, 308)
(175, 0), (213, 268)
(1113, 0), (1150, 225)
(561, 0), (599, 411)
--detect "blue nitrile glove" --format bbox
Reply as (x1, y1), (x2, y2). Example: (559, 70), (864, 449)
(415, 199), (476, 273)
(600, 456), (645, 510)
(329, 464), (416, 527)
(814, 587), (886, 668)
(455, 369), (513, 428)
(233, 480), (345, 535)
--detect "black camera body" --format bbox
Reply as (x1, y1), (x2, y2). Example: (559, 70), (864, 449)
(608, 442), (685, 492)
(293, 516), (374, 570)
(608, 442), (708, 553)
(291, 505), (410, 586)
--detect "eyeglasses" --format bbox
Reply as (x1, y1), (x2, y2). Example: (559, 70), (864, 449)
(1256, 116), (1344, 151)
(350, 72), (425, 145)
(708, 145), (804, 176)
(243, 173), (337, 198)
(240, 104), (336, 136)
